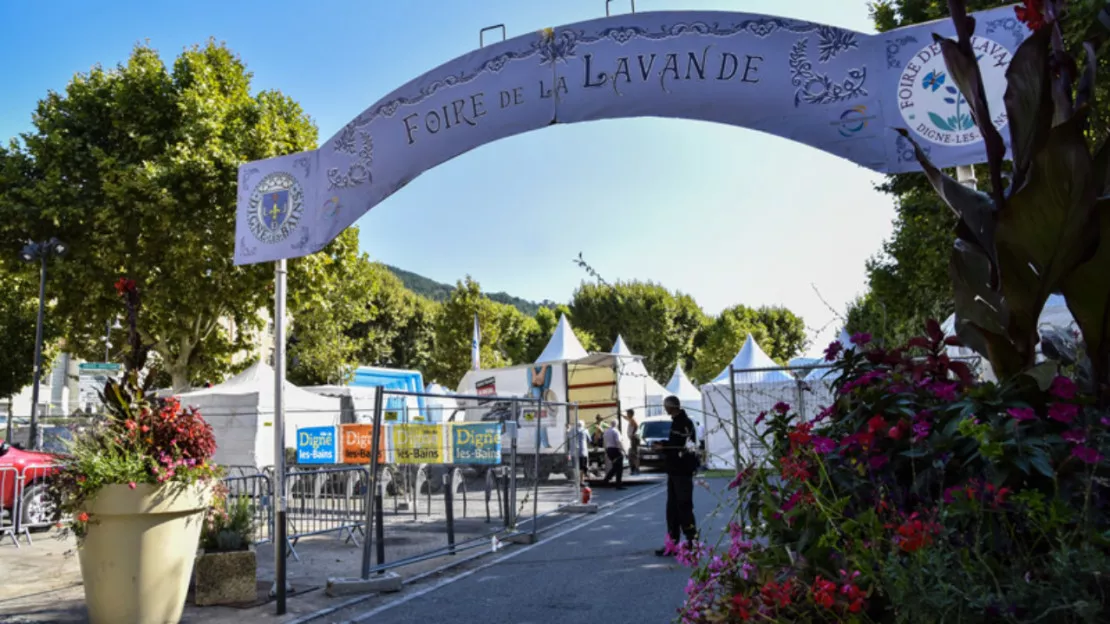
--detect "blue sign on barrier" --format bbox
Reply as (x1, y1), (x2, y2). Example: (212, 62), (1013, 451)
(296, 426), (338, 464)
(451, 423), (502, 465)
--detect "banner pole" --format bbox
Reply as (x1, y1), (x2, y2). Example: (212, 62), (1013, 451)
(729, 364), (740, 470)
(361, 387), (385, 579)
(273, 259), (288, 615)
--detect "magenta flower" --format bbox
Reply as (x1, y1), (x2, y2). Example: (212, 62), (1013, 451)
(728, 467), (752, 490)
(851, 332), (872, 346)
(1062, 430), (1087, 444)
(930, 382), (960, 402)
(1048, 403), (1079, 424)
(1008, 407), (1037, 422)
(824, 341), (843, 361)
(1049, 376), (1077, 400)
(1072, 446), (1103, 465)
(1102, 416), (1110, 427)
(812, 436), (837, 454)
(912, 420), (932, 442)
(773, 402), (791, 415)
(869, 455), (890, 470)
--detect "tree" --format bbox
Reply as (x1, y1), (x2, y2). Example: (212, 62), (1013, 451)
(426, 278), (527, 387)
(0, 40), (321, 391)
(570, 281), (706, 380)
(286, 228), (374, 386)
(690, 305), (807, 384)
(346, 264), (439, 373)
(0, 260), (48, 401)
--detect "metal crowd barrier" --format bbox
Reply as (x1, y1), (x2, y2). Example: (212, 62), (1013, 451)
(0, 463), (60, 547)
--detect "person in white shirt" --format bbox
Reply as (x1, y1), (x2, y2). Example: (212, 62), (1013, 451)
(601, 421), (626, 489)
(574, 421), (590, 485)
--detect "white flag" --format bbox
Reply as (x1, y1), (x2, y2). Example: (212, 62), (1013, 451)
(471, 313), (481, 370)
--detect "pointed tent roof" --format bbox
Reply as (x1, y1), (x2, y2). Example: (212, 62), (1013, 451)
(837, 327), (856, 350)
(535, 314), (589, 364)
(711, 334), (795, 384)
(665, 364), (700, 401)
(610, 334), (633, 357)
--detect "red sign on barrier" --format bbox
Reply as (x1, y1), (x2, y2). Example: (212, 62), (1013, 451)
(339, 424), (386, 464)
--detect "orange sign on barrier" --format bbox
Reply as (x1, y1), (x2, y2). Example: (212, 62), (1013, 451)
(339, 424), (387, 464)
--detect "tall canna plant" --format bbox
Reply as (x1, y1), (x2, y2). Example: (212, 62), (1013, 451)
(898, 0), (1110, 403)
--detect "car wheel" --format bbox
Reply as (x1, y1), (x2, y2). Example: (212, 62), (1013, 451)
(20, 482), (58, 532)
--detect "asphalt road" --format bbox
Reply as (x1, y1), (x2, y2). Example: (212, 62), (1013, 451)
(340, 480), (727, 624)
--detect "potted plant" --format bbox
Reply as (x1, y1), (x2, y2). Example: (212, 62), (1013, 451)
(193, 485), (258, 606)
(48, 278), (218, 624)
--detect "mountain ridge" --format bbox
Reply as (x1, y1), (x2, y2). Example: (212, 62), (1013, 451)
(384, 264), (551, 316)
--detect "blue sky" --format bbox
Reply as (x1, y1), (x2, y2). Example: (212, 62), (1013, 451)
(0, 0), (897, 356)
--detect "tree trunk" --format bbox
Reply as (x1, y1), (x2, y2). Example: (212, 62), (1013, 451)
(170, 367), (191, 394)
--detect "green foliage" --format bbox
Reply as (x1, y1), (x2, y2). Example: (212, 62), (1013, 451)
(383, 264), (544, 316)
(690, 304), (807, 384)
(898, 3), (1109, 397)
(0, 40), (320, 391)
(346, 264), (439, 373)
(854, 0), (1110, 354)
(200, 485), (254, 552)
(0, 259), (53, 399)
(287, 228), (374, 386)
(679, 324), (1110, 623)
(570, 281), (707, 381)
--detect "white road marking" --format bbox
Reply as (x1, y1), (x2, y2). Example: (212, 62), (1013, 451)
(343, 486), (664, 623)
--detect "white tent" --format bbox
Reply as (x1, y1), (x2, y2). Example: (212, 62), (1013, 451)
(178, 361), (341, 467)
(535, 314), (589, 363)
(711, 334), (795, 384)
(665, 364), (702, 419)
(303, 385), (379, 423)
(607, 335), (669, 418)
(804, 327), (853, 382)
(701, 335), (798, 470)
(941, 294), (1076, 382)
(424, 383), (463, 422)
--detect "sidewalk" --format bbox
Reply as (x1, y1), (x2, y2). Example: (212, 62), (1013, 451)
(0, 475), (697, 624)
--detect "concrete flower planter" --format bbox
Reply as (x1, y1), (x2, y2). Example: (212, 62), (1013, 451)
(78, 481), (213, 624)
(193, 548), (257, 606)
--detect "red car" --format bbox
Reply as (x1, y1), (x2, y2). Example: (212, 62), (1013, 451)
(0, 439), (60, 531)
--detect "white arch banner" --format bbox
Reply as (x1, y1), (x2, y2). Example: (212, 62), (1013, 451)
(235, 6), (1028, 265)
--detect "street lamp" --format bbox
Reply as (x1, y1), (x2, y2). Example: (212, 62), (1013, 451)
(20, 238), (67, 449)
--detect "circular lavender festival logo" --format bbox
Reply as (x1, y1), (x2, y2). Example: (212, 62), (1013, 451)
(897, 36), (1013, 147)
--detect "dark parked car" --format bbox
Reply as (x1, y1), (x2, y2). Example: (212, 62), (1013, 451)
(637, 417), (672, 469)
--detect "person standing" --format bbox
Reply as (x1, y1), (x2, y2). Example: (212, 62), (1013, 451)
(574, 420), (590, 485)
(625, 408), (641, 476)
(653, 396), (698, 554)
(601, 421), (626, 489)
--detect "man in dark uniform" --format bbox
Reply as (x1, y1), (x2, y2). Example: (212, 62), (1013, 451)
(653, 395), (698, 555)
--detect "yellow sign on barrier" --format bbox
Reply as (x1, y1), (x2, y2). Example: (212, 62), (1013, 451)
(392, 424), (445, 464)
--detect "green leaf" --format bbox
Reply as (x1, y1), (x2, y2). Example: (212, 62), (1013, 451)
(1002, 27), (1053, 194)
(1030, 453), (1055, 478)
(1022, 361), (1059, 392)
(928, 112), (952, 132)
(1061, 198), (1110, 404)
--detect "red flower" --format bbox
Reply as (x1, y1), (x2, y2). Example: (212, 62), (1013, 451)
(894, 513), (940, 552)
(1014, 0), (1046, 31)
(731, 595), (754, 620)
(867, 416), (887, 436)
(788, 422), (813, 450)
(77, 512), (89, 523)
(812, 577), (837, 609)
(114, 277), (137, 297)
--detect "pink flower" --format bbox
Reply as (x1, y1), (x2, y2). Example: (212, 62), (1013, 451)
(773, 402), (791, 415)
(663, 534), (680, 556)
(1008, 407), (1037, 422)
(1072, 446), (1103, 465)
(912, 420), (932, 442)
(728, 467), (752, 490)
(1050, 376), (1077, 400)
(1062, 430), (1087, 444)
(1048, 403), (1079, 424)
(812, 436), (836, 454)
(824, 341), (843, 361)
(868, 455), (890, 470)
(1102, 416), (1110, 427)
(930, 382), (960, 402)
(851, 332), (872, 346)
(128, 481), (137, 489)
